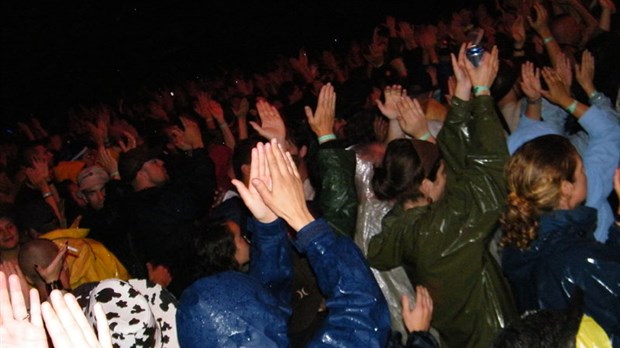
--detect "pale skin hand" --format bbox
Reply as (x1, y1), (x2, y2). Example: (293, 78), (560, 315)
(41, 290), (112, 348)
(376, 85), (407, 120)
(96, 146), (118, 176)
(179, 116), (204, 150)
(305, 83), (336, 138)
(251, 99), (287, 145)
(401, 286), (434, 333)
(251, 139), (314, 232)
(231, 144), (278, 224)
(511, 15), (526, 48)
(540, 67), (573, 108)
(0, 262), (31, 312)
(450, 44), (473, 101)
(575, 50), (596, 97)
(520, 61), (542, 100)
(396, 96), (434, 142)
(0, 272), (48, 348)
(463, 45), (500, 94)
(555, 51), (573, 92)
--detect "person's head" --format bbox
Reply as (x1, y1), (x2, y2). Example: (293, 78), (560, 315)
(18, 239), (70, 296)
(232, 137), (262, 185)
(0, 210), (19, 252)
(118, 145), (167, 191)
(193, 220), (250, 278)
(551, 14), (582, 47)
(372, 139), (444, 204)
(77, 166), (110, 210)
(500, 135), (585, 249)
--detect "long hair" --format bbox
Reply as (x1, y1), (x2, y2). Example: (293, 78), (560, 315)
(193, 221), (240, 278)
(500, 135), (580, 249)
(372, 139), (426, 202)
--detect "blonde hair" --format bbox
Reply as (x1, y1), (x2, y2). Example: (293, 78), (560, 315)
(500, 135), (579, 249)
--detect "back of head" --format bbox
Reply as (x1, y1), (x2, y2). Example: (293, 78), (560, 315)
(372, 139), (440, 202)
(492, 310), (580, 347)
(17, 239), (58, 282)
(232, 137), (261, 182)
(193, 221), (239, 278)
(500, 135), (579, 249)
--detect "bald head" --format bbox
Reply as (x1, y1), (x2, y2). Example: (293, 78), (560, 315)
(18, 239), (59, 282)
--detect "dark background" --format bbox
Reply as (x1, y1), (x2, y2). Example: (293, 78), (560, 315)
(2, 2), (466, 126)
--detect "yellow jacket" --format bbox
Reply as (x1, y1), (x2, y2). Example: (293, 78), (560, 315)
(41, 228), (130, 289)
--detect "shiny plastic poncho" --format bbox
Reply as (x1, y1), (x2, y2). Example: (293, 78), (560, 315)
(351, 148), (414, 339)
(367, 96), (518, 348)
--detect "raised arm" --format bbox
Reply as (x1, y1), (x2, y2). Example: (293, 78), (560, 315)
(251, 139), (391, 347)
(306, 83), (358, 238)
(376, 85), (408, 142)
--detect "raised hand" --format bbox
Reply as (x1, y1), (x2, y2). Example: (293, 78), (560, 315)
(463, 45), (499, 95)
(251, 99), (287, 145)
(41, 290), (112, 348)
(575, 50), (596, 97)
(231, 143), (277, 224)
(511, 15), (526, 48)
(376, 85), (407, 120)
(251, 139), (314, 232)
(450, 44), (473, 100)
(232, 97), (250, 119)
(555, 51), (573, 91)
(527, 3), (550, 35)
(396, 96), (432, 141)
(180, 116), (204, 150)
(540, 67), (573, 108)
(25, 158), (50, 190)
(0, 271), (48, 348)
(305, 83), (336, 137)
(401, 286), (433, 333)
(96, 147), (118, 176)
(520, 61), (542, 100)
(0, 262), (31, 310)
(117, 131), (137, 153)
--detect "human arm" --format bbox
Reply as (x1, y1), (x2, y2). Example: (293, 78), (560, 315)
(233, 97), (250, 140)
(207, 99), (236, 149)
(251, 99), (287, 146)
(520, 61), (543, 121)
(26, 159), (65, 227)
(528, 3), (562, 68)
(306, 83), (358, 238)
(598, 0), (616, 31)
(376, 85), (408, 142)
(402, 286), (439, 348)
(396, 96), (435, 143)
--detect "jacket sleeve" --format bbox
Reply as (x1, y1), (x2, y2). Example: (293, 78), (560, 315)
(292, 219), (391, 347)
(578, 106), (620, 242)
(248, 218), (293, 313)
(316, 147), (358, 238)
(437, 96), (473, 174)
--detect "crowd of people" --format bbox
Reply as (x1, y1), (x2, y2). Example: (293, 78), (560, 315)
(1, 0), (619, 346)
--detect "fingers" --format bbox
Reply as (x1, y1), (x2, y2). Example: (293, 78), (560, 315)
(8, 274), (29, 321)
(0, 271), (14, 323)
(41, 293), (73, 348)
(29, 288), (43, 327)
(64, 292), (101, 347)
(94, 303), (113, 348)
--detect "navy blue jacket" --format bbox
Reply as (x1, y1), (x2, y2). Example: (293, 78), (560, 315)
(502, 206), (620, 345)
(177, 218), (392, 347)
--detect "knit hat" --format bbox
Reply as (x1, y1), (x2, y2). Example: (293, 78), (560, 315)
(77, 166), (110, 192)
(74, 278), (179, 348)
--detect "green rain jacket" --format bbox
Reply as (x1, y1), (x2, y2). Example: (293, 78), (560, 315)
(367, 96), (517, 348)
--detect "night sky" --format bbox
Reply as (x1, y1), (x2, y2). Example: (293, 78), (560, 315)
(2, 2), (463, 126)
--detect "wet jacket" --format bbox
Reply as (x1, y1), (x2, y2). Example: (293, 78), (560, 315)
(502, 206), (620, 346)
(316, 143), (358, 238)
(367, 96), (517, 348)
(177, 218), (391, 347)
